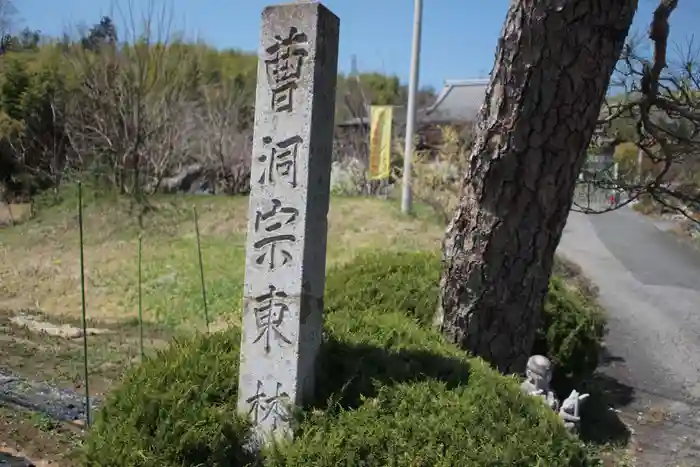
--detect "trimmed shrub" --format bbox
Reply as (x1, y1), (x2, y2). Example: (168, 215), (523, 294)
(269, 309), (592, 467)
(85, 249), (603, 466)
(82, 329), (255, 467)
(324, 250), (440, 326)
(533, 276), (606, 391)
(85, 308), (594, 466)
(314, 306), (470, 410)
(325, 250), (606, 388)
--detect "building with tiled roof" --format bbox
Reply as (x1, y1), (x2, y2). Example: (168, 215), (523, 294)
(337, 78), (489, 128)
(421, 79), (489, 124)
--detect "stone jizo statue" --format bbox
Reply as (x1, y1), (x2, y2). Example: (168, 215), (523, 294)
(520, 355), (559, 411)
(520, 355), (589, 432)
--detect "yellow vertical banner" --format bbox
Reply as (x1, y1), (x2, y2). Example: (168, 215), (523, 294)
(368, 105), (393, 180)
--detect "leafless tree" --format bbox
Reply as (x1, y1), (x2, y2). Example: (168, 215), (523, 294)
(63, 0), (189, 207)
(574, 0), (700, 220)
(0, 0), (16, 38)
(193, 78), (254, 195)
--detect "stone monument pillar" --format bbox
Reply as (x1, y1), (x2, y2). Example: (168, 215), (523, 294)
(237, 2), (340, 442)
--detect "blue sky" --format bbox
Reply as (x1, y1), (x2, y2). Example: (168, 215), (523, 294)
(18, 0), (700, 91)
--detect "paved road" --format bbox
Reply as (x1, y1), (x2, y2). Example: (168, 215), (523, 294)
(558, 208), (700, 465)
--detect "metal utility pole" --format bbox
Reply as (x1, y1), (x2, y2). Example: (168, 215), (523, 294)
(401, 0), (423, 215)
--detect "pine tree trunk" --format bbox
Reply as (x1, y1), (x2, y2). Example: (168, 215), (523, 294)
(438, 0), (638, 374)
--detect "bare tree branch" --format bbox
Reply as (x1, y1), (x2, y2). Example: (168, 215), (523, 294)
(574, 0), (700, 225)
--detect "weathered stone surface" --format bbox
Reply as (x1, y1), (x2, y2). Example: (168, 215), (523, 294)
(237, 2), (339, 443)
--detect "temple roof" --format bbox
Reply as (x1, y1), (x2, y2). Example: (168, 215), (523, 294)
(337, 78), (489, 127)
(422, 79), (488, 123)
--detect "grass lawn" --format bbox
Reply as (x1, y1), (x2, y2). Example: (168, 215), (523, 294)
(0, 193), (445, 460)
(0, 193), (441, 328)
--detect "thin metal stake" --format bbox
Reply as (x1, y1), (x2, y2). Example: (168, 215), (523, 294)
(77, 181), (91, 427)
(138, 233), (144, 360)
(193, 206), (210, 332)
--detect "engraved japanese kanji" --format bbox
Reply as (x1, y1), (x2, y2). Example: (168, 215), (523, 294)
(253, 198), (299, 270)
(264, 27), (309, 113)
(238, 2), (340, 441)
(258, 135), (302, 188)
(253, 284), (292, 352)
(246, 380), (291, 430)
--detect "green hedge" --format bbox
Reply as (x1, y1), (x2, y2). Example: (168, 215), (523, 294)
(325, 250), (606, 387)
(324, 250), (440, 326)
(84, 310), (593, 466)
(83, 249), (604, 466)
(268, 309), (590, 466)
(533, 276), (606, 391)
(82, 331), (255, 467)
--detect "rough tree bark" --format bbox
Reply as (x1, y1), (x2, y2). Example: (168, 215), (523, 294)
(438, 0), (638, 374)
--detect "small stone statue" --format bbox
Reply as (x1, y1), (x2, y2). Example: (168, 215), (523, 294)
(520, 355), (559, 411)
(558, 389), (589, 432)
(520, 355), (589, 432)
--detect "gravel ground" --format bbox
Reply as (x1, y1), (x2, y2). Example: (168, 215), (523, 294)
(0, 369), (100, 426)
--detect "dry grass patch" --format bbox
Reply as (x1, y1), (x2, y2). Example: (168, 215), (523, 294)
(0, 194), (443, 328)
(327, 196), (442, 264)
(0, 203), (32, 226)
(0, 308), (174, 395)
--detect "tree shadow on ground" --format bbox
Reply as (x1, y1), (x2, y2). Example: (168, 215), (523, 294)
(578, 364), (635, 447)
(312, 335), (470, 410)
(548, 346), (633, 447)
(599, 346), (626, 365)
